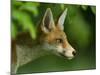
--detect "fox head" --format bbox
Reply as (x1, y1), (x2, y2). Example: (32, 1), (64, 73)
(38, 8), (76, 59)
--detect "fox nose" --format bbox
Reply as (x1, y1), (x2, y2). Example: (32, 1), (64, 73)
(72, 51), (76, 56)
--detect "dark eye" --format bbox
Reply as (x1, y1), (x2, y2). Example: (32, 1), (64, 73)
(56, 39), (63, 43)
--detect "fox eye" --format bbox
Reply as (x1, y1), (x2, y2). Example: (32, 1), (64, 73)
(56, 39), (63, 43)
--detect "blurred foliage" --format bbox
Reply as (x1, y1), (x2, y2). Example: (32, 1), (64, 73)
(11, 0), (40, 39)
(11, 0), (96, 74)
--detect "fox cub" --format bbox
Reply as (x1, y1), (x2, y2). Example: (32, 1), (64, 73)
(11, 8), (76, 74)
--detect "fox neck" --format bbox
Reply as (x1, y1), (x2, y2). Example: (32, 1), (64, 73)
(17, 45), (47, 66)
(16, 33), (52, 67)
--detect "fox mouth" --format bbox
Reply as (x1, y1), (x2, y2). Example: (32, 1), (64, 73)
(59, 53), (74, 60)
(50, 49), (74, 60)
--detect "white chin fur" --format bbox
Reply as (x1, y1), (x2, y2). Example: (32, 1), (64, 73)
(67, 57), (74, 60)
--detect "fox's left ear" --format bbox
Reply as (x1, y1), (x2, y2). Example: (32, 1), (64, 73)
(41, 8), (55, 34)
(57, 8), (67, 30)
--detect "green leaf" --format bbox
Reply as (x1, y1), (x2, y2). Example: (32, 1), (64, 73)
(12, 10), (36, 39)
(60, 4), (65, 10)
(12, 0), (23, 6)
(11, 23), (17, 39)
(91, 6), (96, 14)
(81, 5), (88, 10)
(19, 2), (39, 16)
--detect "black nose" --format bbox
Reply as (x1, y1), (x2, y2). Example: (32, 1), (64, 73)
(72, 51), (76, 56)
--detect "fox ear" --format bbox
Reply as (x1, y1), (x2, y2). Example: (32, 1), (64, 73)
(57, 8), (67, 30)
(41, 8), (55, 34)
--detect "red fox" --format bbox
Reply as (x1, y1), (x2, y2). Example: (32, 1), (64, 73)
(11, 8), (76, 74)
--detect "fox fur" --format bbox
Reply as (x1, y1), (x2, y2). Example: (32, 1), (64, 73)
(11, 8), (76, 74)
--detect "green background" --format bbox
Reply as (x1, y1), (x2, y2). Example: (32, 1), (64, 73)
(11, 0), (96, 74)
